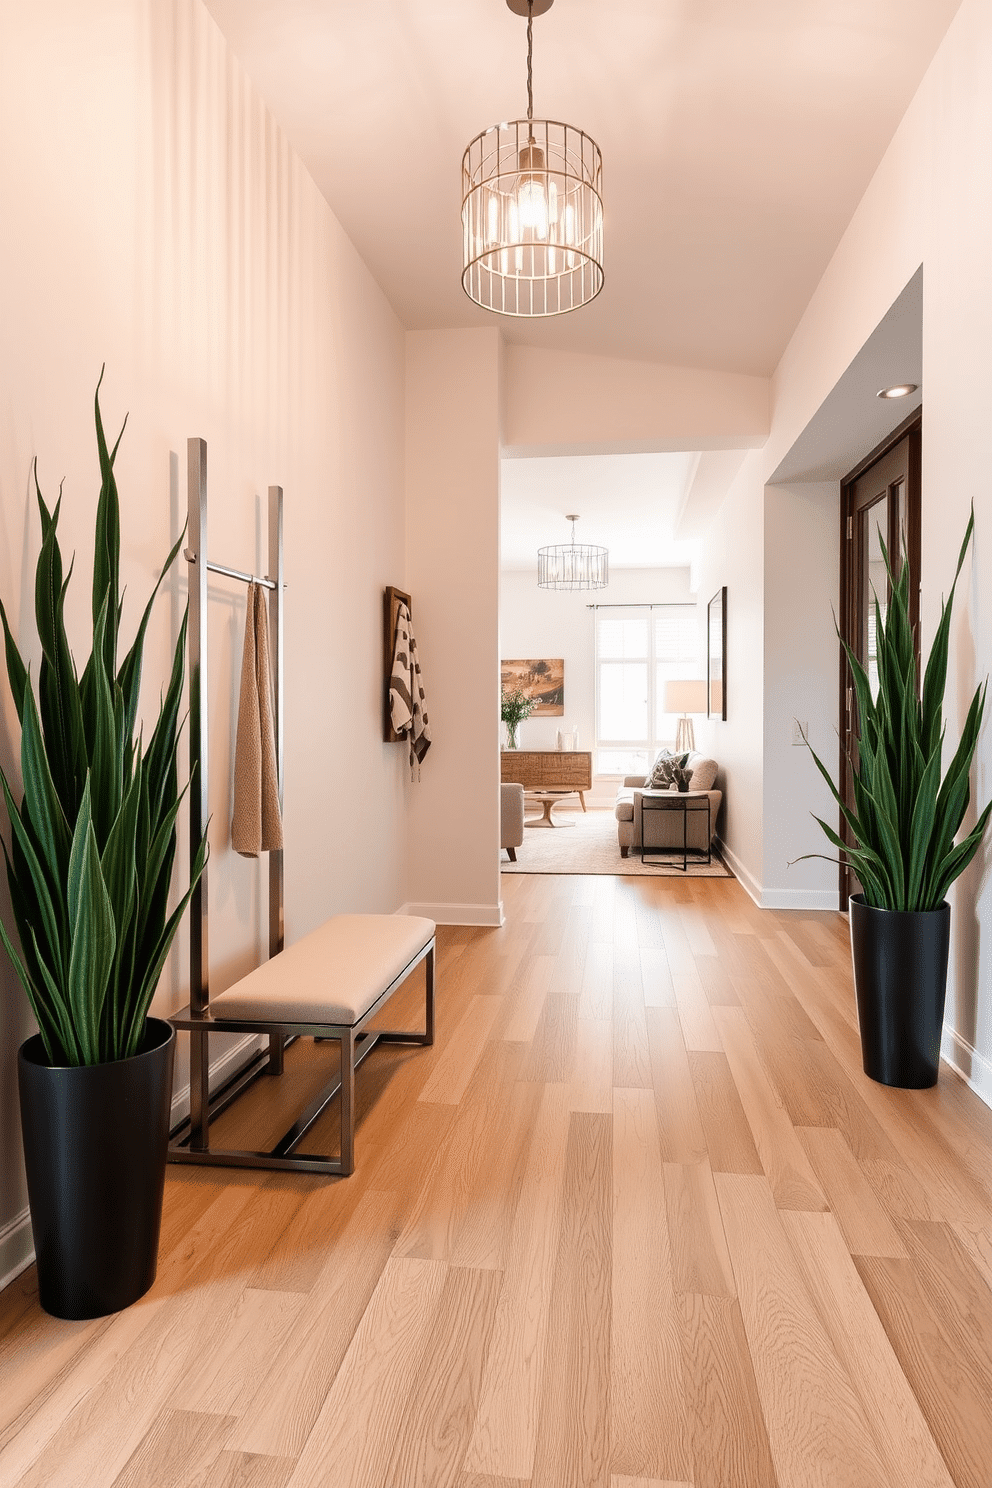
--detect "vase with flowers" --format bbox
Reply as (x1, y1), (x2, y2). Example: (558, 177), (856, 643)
(501, 684), (536, 750)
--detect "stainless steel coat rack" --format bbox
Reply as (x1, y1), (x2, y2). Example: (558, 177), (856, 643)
(169, 437), (286, 1157)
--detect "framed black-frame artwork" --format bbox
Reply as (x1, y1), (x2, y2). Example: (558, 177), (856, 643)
(707, 587), (727, 720)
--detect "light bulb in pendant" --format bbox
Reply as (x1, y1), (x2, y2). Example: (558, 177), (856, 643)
(516, 141), (554, 240)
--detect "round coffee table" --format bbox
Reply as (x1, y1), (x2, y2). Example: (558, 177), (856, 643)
(524, 790), (577, 827)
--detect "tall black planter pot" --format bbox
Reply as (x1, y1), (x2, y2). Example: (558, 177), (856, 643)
(849, 894), (951, 1088)
(18, 1017), (176, 1320)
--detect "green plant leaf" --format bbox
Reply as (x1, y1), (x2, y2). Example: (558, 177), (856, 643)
(123, 831), (207, 1057)
(803, 508), (989, 911)
(117, 527), (186, 746)
(797, 820), (890, 904)
(28, 923), (84, 1066)
(134, 778), (188, 948)
(0, 912), (54, 1060)
(0, 768), (66, 982)
(92, 367), (123, 680)
(33, 478), (87, 821)
(0, 597), (28, 724)
(66, 778), (116, 1064)
(928, 799), (992, 907)
(905, 742), (943, 907)
(143, 612), (187, 829)
(84, 592), (123, 849)
(18, 680), (72, 895)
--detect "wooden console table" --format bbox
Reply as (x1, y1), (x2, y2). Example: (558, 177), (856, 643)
(500, 750), (592, 811)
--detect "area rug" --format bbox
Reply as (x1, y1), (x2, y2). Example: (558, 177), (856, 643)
(503, 807), (733, 877)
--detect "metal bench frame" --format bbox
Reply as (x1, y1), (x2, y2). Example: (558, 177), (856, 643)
(168, 935), (434, 1175)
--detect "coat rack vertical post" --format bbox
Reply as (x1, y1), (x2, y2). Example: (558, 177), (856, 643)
(266, 485), (285, 1073)
(184, 440), (286, 1149)
(187, 438), (210, 1149)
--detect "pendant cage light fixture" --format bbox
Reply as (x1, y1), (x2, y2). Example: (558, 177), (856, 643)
(537, 514), (609, 591)
(462, 0), (604, 317)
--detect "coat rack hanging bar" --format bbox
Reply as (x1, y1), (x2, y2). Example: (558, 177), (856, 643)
(183, 548), (280, 591)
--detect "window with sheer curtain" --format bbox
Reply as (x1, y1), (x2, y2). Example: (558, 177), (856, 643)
(594, 604), (699, 776)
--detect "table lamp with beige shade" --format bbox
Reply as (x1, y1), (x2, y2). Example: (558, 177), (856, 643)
(665, 679), (707, 754)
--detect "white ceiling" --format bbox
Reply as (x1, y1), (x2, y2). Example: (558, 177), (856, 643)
(203, 0), (961, 378)
(203, 2), (948, 567)
(500, 452), (698, 570)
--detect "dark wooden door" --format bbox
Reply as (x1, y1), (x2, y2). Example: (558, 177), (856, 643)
(838, 415), (921, 909)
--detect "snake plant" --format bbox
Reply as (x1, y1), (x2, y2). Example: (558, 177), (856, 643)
(0, 373), (206, 1065)
(802, 508), (990, 910)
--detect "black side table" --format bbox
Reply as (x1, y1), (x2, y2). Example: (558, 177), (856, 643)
(639, 790), (712, 870)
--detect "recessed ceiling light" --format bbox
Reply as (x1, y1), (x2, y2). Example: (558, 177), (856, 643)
(876, 383), (919, 399)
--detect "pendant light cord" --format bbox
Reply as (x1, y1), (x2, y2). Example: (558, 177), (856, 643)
(526, 0), (534, 136)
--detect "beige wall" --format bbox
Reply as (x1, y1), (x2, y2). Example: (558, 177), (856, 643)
(504, 345), (770, 456)
(692, 459), (766, 899)
(761, 483), (840, 909)
(0, 0), (408, 1281)
(404, 330), (503, 926)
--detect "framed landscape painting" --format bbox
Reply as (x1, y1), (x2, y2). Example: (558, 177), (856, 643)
(501, 658), (564, 715)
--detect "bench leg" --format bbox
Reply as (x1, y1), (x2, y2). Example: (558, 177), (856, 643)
(190, 1026), (210, 1151)
(425, 943), (436, 1047)
(267, 1032), (285, 1075)
(339, 1029), (356, 1176)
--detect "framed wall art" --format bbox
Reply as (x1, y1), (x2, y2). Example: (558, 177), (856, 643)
(500, 658), (564, 715)
(707, 587), (727, 720)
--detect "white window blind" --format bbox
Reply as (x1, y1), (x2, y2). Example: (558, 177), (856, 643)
(594, 604), (699, 775)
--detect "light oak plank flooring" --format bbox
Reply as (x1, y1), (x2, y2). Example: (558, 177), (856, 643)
(5, 869), (992, 1486)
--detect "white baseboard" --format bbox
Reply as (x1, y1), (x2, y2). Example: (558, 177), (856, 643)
(941, 1027), (992, 1112)
(760, 886), (841, 911)
(716, 839), (762, 906)
(0, 1207), (34, 1293)
(715, 839), (840, 913)
(397, 901), (503, 927)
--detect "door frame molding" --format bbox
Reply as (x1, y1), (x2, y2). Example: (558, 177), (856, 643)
(838, 410), (922, 910)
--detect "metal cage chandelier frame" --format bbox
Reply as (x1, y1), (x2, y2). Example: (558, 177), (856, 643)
(461, 0), (604, 318)
(537, 514), (609, 591)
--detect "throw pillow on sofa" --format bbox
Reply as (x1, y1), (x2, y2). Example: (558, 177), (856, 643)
(646, 749), (690, 789)
(687, 755), (719, 792)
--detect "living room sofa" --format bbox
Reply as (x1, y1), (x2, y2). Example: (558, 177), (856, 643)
(614, 752), (722, 857)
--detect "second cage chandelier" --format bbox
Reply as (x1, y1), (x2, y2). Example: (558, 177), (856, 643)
(461, 0), (604, 318)
(538, 515), (608, 591)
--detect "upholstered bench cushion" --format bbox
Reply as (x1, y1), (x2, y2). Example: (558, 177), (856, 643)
(209, 913), (435, 1025)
